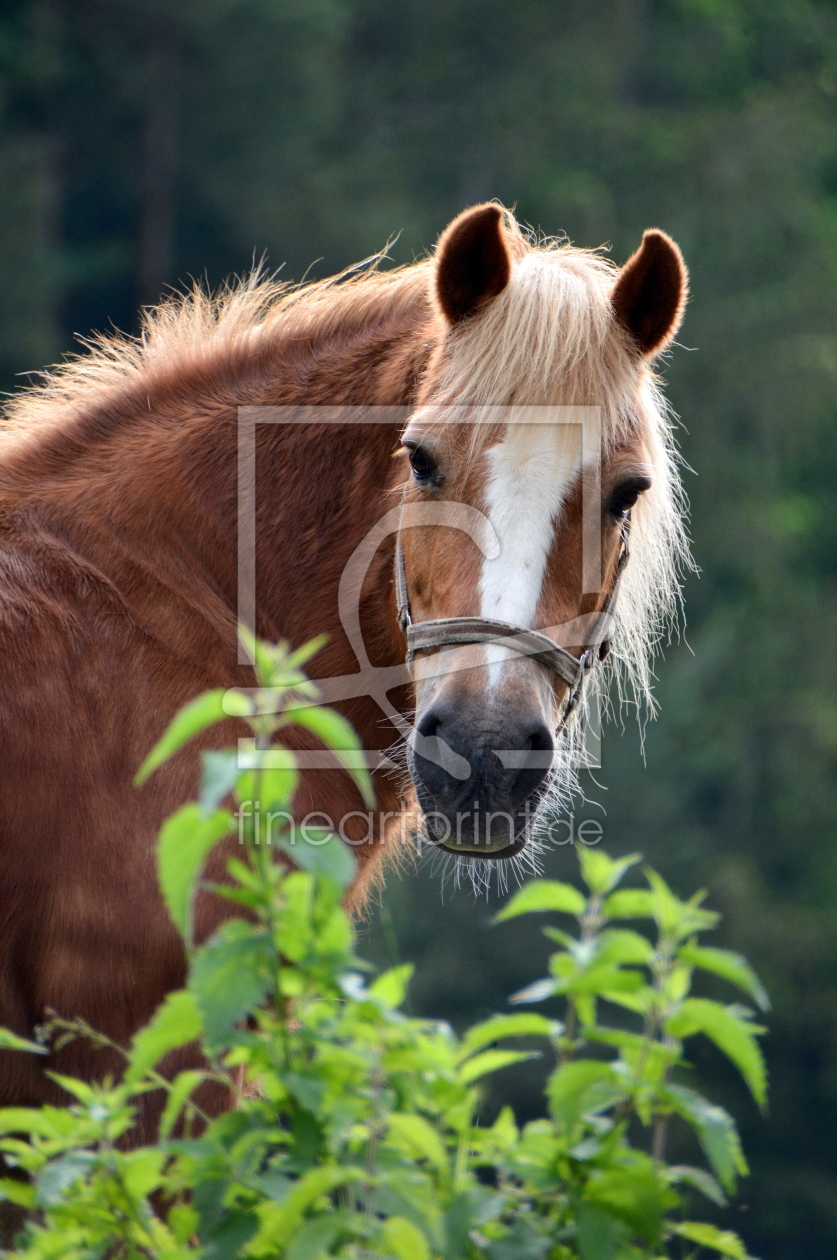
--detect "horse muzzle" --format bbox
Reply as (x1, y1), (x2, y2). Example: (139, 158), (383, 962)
(408, 701), (555, 858)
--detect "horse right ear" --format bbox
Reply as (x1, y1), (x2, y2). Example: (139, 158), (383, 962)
(434, 203), (512, 325)
(611, 229), (688, 357)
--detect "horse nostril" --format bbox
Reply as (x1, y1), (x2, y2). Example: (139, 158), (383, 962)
(526, 721), (554, 754)
(413, 707), (472, 786)
(506, 720), (554, 805)
(416, 708), (442, 741)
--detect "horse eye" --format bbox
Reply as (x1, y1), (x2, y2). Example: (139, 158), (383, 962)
(407, 445), (439, 484)
(608, 475), (651, 517)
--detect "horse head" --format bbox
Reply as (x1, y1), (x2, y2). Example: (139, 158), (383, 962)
(396, 204), (688, 863)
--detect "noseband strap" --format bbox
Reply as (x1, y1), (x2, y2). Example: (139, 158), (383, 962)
(405, 617), (585, 688)
(394, 513), (631, 730)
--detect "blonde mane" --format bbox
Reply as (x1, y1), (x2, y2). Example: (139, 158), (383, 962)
(0, 260), (433, 441)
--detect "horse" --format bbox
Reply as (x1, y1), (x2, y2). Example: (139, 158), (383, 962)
(0, 202), (688, 1136)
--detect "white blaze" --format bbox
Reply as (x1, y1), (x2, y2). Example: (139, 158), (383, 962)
(480, 420), (582, 684)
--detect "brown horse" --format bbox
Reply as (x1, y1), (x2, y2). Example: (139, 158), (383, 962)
(0, 203), (688, 1130)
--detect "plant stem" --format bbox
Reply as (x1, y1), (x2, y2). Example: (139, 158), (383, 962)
(454, 1093), (476, 1193)
(651, 1112), (669, 1161)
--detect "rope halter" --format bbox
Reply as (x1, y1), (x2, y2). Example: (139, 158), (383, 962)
(394, 511), (631, 733)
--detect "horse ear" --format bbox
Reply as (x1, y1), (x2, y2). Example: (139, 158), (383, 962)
(434, 203), (512, 324)
(611, 229), (688, 357)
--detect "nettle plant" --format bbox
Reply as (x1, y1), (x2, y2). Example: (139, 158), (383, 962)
(0, 634), (768, 1260)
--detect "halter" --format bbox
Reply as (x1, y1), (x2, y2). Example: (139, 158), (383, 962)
(394, 512), (631, 733)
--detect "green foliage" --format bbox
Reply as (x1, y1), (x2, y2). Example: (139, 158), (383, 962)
(158, 807), (236, 946)
(1, 3), (836, 1248)
(0, 638), (766, 1259)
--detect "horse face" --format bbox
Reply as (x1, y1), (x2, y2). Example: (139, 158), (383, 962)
(397, 203), (686, 860)
(399, 417), (652, 858)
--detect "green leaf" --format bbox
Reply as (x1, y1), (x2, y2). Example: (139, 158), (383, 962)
(484, 1215), (553, 1259)
(238, 623), (279, 686)
(495, 879), (586, 922)
(662, 1084), (748, 1192)
(200, 750), (242, 816)
(583, 1150), (678, 1241)
(576, 849), (641, 896)
(444, 1191), (481, 1260)
(189, 920), (273, 1049)
(547, 1061), (620, 1132)
(120, 1147), (166, 1199)
(286, 635), (330, 672)
(135, 689), (251, 784)
(277, 830), (357, 889)
(287, 1212), (360, 1260)
(369, 964), (414, 1009)
(0, 1178), (36, 1209)
(487, 1106), (518, 1148)
(595, 928), (654, 965)
(550, 958), (645, 1002)
(285, 1070), (327, 1113)
(236, 757), (299, 815)
(371, 1172), (444, 1251)
(673, 1221), (754, 1257)
(169, 1204), (200, 1246)
(285, 703), (375, 807)
(645, 870), (719, 940)
(601, 889), (656, 920)
(127, 989), (203, 1083)
(43, 1074), (97, 1105)
(678, 944), (770, 1012)
(158, 804), (233, 942)
(159, 1069), (207, 1140)
(596, 985), (655, 1015)
(0, 1028), (47, 1055)
(457, 1013), (559, 1062)
(250, 1165), (366, 1250)
(379, 1215), (432, 1260)
(585, 1026), (680, 1062)
(458, 1049), (538, 1084)
(0, 1108), (71, 1138)
(36, 1151), (97, 1206)
(202, 1208), (261, 1260)
(577, 1203), (631, 1260)
(665, 999), (767, 1108)
(508, 978), (557, 1005)
(387, 1113), (449, 1175)
(666, 1165), (727, 1207)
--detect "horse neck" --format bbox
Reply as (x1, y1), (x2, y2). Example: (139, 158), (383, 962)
(242, 324), (433, 674)
(4, 307), (434, 682)
(248, 417), (406, 666)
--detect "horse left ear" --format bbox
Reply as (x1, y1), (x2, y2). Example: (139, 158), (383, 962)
(434, 203), (512, 324)
(611, 229), (688, 357)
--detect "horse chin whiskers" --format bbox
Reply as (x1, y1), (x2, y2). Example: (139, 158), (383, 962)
(417, 831), (549, 900)
(409, 767), (563, 898)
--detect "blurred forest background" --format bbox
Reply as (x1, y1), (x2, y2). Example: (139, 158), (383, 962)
(1, 1), (836, 1255)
